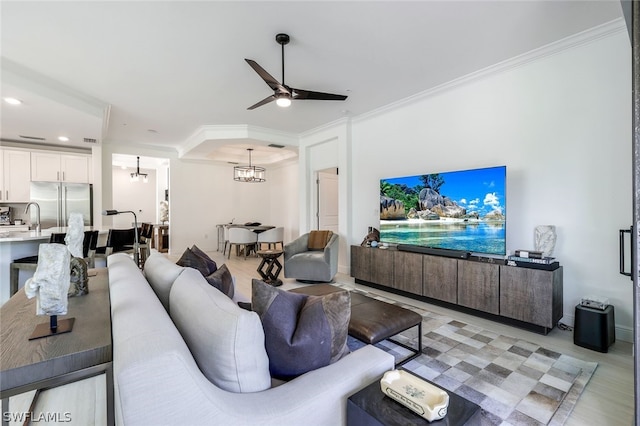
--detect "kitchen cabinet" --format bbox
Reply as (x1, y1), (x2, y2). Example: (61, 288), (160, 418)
(31, 152), (90, 183)
(1, 149), (31, 202)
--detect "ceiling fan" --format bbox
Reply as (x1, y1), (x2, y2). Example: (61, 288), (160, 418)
(245, 33), (348, 110)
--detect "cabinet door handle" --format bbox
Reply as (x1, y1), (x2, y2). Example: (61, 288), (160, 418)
(57, 171), (60, 181)
(62, 171), (65, 181)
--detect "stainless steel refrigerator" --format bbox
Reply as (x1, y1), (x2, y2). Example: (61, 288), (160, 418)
(30, 182), (93, 229)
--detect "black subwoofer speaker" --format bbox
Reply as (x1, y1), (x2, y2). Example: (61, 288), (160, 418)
(573, 304), (615, 353)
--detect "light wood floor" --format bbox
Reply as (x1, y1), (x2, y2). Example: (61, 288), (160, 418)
(218, 249), (634, 426)
(12, 249), (633, 425)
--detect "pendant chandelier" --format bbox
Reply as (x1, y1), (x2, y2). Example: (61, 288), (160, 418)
(233, 148), (266, 183)
(130, 156), (148, 183)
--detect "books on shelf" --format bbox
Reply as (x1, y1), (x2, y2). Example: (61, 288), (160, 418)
(507, 255), (556, 264)
(506, 259), (560, 271)
(507, 253), (559, 270)
(514, 249), (544, 259)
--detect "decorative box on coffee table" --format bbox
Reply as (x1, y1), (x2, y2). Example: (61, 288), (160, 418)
(347, 370), (481, 426)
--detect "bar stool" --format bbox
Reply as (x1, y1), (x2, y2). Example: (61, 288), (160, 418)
(9, 232), (96, 296)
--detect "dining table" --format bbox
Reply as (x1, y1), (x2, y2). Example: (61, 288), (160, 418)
(215, 223), (275, 252)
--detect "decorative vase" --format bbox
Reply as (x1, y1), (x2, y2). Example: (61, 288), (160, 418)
(534, 225), (556, 257)
(68, 257), (89, 297)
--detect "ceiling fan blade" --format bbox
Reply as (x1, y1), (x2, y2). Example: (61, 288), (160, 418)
(245, 59), (287, 92)
(247, 95), (276, 110)
(291, 88), (348, 101)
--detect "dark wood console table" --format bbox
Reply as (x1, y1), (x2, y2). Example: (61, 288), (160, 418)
(351, 245), (563, 334)
(0, 268), (113, 426)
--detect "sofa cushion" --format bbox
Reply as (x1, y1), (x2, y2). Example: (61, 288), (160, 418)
(170, 269), (271, 393)
(143, 250), (185, 312)
(205, 263), (234, 299)
(176, 247), (215, 276)
(307, 230), (333, 250)
(191, 244), (217, 273)
(251, 278), (350, 379)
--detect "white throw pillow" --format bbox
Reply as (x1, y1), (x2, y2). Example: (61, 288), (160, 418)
(169, 268), (271, 393)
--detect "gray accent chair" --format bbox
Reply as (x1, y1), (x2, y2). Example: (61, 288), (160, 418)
(284, 232), (339, 282)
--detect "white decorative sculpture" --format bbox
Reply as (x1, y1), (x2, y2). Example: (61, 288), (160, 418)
(25, 244), (71, 316)
(534, 225), (557, 257)
(65, 213), (84, 258)
(66, 212), (89, 297)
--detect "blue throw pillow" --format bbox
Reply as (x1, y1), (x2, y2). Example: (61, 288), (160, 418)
(251, 279), (350, 379)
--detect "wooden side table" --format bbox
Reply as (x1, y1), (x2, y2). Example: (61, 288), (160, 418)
(152, 224), (169, 253)
(0, 269), (114, 426)
(256, 250), (283, 286)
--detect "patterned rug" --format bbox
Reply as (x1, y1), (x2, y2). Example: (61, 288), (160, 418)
(342, 286), (597, 426)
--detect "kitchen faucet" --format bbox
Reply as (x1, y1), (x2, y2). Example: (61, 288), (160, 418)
(24, 202), (41, 233)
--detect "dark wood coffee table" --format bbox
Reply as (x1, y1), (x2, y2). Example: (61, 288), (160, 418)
(0, 268), (113, 426)
(347, 370), (481, 425)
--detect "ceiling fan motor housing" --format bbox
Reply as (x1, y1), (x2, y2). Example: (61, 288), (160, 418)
(275, 33), (290, 45)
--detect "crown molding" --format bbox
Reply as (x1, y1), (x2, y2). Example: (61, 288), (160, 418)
(354, 18), (627, 125)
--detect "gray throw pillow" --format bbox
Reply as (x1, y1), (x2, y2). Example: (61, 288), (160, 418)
(251, 279), (350, 379)
(191, 245), (217, 273)
(205, 264), (234, 299)
(176, 247), (213, 276)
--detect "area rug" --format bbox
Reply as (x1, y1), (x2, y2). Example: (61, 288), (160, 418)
(340, 285), (597, 426)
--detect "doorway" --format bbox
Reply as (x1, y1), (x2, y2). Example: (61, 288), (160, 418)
(110, 154), (170, 228)
(317, 168), (338, 232)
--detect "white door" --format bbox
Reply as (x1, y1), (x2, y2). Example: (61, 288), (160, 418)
(317, 169), (338, 232)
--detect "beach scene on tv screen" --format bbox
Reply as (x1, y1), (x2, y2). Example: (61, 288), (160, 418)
(380, 166), (506, 255)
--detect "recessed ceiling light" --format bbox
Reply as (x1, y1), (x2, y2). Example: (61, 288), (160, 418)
(4, 97), (22, 105)
(58, 136), (70, 142)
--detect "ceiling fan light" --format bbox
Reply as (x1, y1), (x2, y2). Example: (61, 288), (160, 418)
(276, 96), (291, 107)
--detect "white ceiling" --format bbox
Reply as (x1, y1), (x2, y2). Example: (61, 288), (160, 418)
(0, 1), (624, 164)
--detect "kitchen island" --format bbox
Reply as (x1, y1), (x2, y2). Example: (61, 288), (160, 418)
(0, 227), (108, 305)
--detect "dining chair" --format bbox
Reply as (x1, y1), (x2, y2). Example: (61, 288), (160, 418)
(257, 227), (284, 251)
(227, 227), (258, 260)
(95, 228), (137, 259)
(10, 231), (99, 296)
(222, 226), (230, 257)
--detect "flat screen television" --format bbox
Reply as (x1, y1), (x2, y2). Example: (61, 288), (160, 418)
(380, 165), (506, 256)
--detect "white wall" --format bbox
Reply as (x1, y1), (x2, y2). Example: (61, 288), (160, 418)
(101, 142), (300, 256)
(299, 119), (351, 273)
(344, 27), (632, 339)
(110, 166), (157, 227)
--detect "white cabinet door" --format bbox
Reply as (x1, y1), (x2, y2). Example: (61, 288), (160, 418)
(31, 151), (61, 181)
(0, 150), (3, 201)
(61, 154), (89, 183)
(3, 149), (31, 201)
(31, 152), (90, 183)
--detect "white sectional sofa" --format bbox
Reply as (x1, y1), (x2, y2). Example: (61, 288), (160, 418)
(108, 250), (394, 425)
